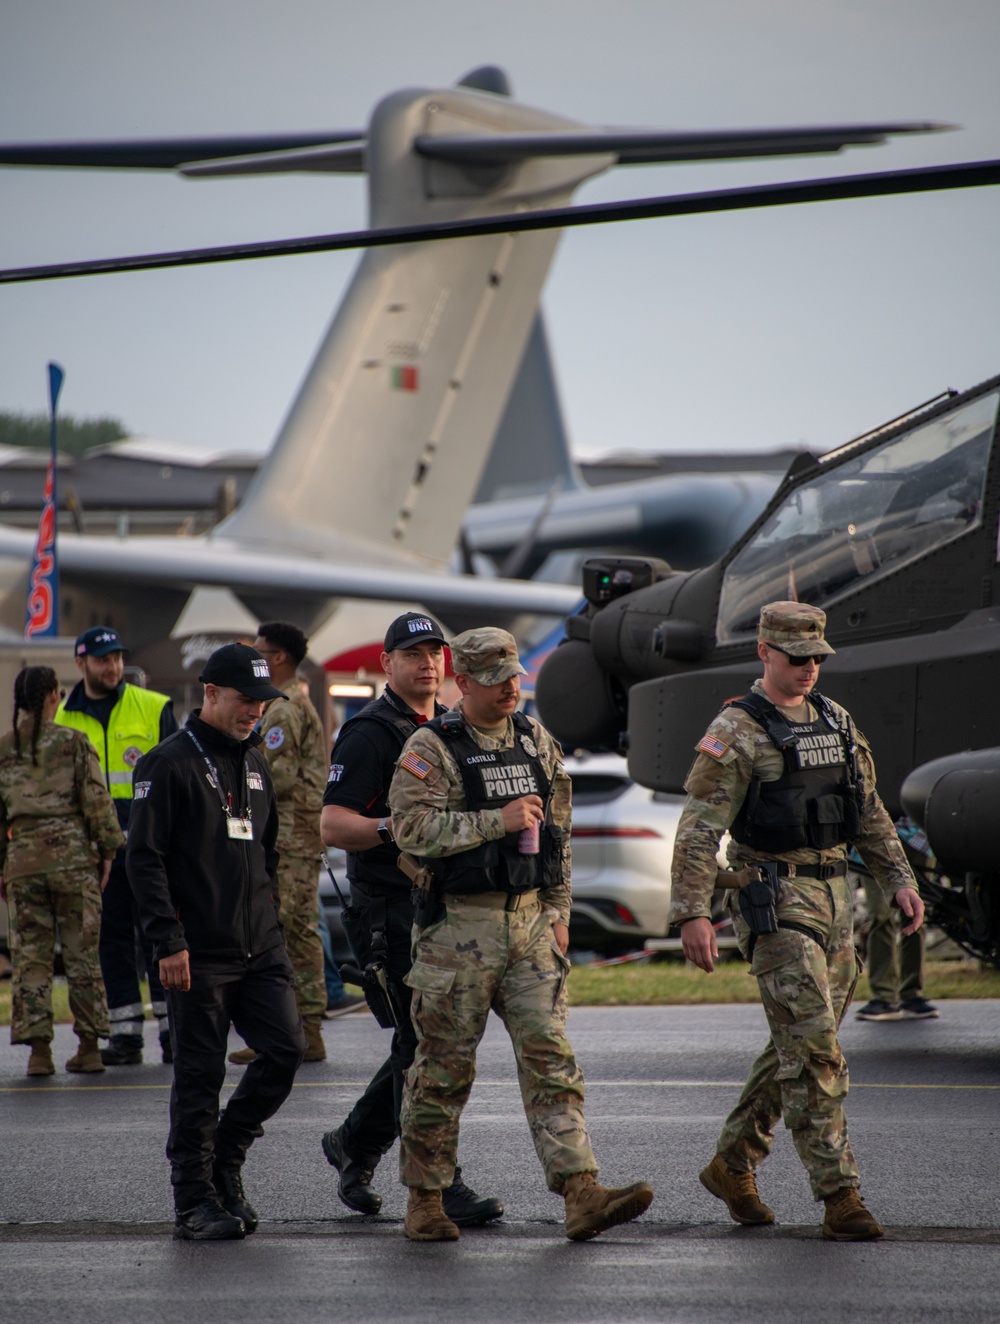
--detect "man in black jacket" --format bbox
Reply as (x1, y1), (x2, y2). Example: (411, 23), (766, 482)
(319, 612), (500, 1227)
(127, 643), (305, 1241)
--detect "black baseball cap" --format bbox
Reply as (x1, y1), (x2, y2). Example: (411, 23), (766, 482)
(198, 643), (286, 700)
(383, 612), (447, 653)
(75, 626), (126, 658)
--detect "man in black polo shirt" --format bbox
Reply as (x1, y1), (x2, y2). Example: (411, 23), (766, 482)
(319, 612), (501, 1226)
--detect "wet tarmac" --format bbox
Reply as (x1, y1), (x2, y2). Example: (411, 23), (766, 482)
(2, 1000), (998, 1323)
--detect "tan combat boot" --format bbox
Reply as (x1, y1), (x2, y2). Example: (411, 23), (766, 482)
(65, 1037), (106, 1073)
(563, 1171), (654, 1242)
(302, 1016), (327, 1063)
(403, 1188), (460, 1242)
(228, 1047), (258, 1065)
(699, 1155), (775, 1225)
(26, 1039), (55, 1077)
(822, 1187), (884, 1241)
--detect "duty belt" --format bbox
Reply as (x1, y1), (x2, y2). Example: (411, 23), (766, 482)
(448, 889), (539, 911)
(772, 861), (848, 880)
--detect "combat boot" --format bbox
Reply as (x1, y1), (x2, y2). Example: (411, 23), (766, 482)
(563, 1171), (654, 1242)
(302, 1016), (327, 1062)
(66, 1037), (106, 1073)
(699, 1155), (775, 1225)
(173, 1199), (246, 1241)
(160, 1030), (173, 1064)
(100, 1033), (143, 1066)
(403, 1189), (460, 1242)
(228, 1046), (258, 1065)
(213, 1164), (259, 1234)
(26, 1039), (55, 1077)
(822, 1187), (884, 1241)
(442, 1165), (503, 1226)
(321, 1127), (382, 1214)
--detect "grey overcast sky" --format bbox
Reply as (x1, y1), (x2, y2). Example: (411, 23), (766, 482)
(1, 0), (999, 462)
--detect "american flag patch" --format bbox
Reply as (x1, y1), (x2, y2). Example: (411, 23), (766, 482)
(697, 734), (729, 759)
(400, 750), (432, 779)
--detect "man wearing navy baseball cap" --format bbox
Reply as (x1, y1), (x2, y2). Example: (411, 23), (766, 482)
(56, 626), (177, 1067)
(127, 642), (305, 1240)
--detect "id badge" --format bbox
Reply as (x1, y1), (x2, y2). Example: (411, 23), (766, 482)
(227, 817), (253, 841)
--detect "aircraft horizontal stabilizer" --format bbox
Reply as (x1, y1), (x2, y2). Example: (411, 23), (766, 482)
(414, 122), (955, 167)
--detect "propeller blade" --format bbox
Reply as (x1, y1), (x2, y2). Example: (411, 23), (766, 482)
(415, 122), (955, 166)
(0, 132), (365, 170)
(3, 157), (998, 286)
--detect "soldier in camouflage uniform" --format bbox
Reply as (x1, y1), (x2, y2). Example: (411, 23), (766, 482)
(0, 666), (124, 1076)
(670, 601), (924, 1241)
(228, 623), (328, 1065)
(389, 627), (653, 1243)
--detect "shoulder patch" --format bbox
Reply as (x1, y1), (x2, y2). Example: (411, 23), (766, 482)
(400, 750), (433, 779)
(327, 764), (344, 783)
(696, 734), (730, 759)
(265, 726), (285, 750)
(134, 780), (152, 800)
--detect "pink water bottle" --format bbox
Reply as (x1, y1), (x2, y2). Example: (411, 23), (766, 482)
(517, 820), (540, 854)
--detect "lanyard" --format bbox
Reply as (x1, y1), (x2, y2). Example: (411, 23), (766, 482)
(185, 729), (252, 824)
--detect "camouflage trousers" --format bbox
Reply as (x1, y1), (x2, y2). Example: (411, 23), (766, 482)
(399, 894), (596, 1194)
(858, 868), (925, 1003)
(276, 854), (326, 1022)
(7, 867), (109, 1044)
(717, 874), (861, 1200)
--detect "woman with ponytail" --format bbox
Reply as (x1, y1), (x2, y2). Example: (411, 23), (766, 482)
(0, 665), (124, 1076)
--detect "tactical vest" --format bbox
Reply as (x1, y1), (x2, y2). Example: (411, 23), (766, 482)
(340, 693), (434, 891)
(728, 690), (864, 854)
(56, 684), (169, 801)
(420, 710), (561, 896)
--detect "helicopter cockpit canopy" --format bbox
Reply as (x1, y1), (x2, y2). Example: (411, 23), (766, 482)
(717, 389), (999, 643)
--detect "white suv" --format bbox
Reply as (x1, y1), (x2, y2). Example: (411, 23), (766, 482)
(564, 752), (685, 955)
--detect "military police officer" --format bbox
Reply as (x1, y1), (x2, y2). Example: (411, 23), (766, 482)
(319, 612), (499, 1227)
(389, 627), (653, 1243)
(670, 601), (924, 1241)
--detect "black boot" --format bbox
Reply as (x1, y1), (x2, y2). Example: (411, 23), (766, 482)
(160, 1030), (173, 1065)
(321, 1127), (382, 1214)
(100, 1034), (143, 1066)
(213, 1165), (259, 1234)
(173, 1199), (245, 1241)
(442, 1166), (504, 1227)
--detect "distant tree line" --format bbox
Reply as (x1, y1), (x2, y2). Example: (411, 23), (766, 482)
(0, 411), (128, 457)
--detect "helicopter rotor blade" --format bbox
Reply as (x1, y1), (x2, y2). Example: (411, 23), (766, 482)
(2, 156), (998, 286)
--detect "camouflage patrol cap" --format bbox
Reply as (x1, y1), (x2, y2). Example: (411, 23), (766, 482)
(450, 628), (527, 685)
(758, 601), (836, 656)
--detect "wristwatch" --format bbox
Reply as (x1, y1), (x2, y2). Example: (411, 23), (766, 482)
(377, 817), (394, 846)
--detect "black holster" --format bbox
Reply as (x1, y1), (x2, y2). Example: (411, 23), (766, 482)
(737, 861), (780, 936)
(338, 895), (405, 1029)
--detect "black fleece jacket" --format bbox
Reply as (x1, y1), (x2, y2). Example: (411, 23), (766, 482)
(126, 711), (282, 963)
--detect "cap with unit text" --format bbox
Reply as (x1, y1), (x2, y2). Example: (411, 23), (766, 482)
(75, 626), (126, 658)
(758, 601), (836, 656)
(449, 627), (526, 685)
(198, 642), (286, 699)
(383, 612), (447, 653)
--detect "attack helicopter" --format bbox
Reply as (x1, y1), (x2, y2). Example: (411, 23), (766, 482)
(534, 374), (1000, 965)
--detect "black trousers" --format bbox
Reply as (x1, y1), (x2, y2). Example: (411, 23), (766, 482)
(166, 946), (305, 1211)
(102, 850), (167, 1023)
(339, 887), (417, 1166)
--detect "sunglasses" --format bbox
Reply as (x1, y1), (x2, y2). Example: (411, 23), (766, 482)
(770, 647), (825, 667)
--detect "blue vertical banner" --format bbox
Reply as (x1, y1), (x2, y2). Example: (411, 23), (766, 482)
(24, 362), (63, 638)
